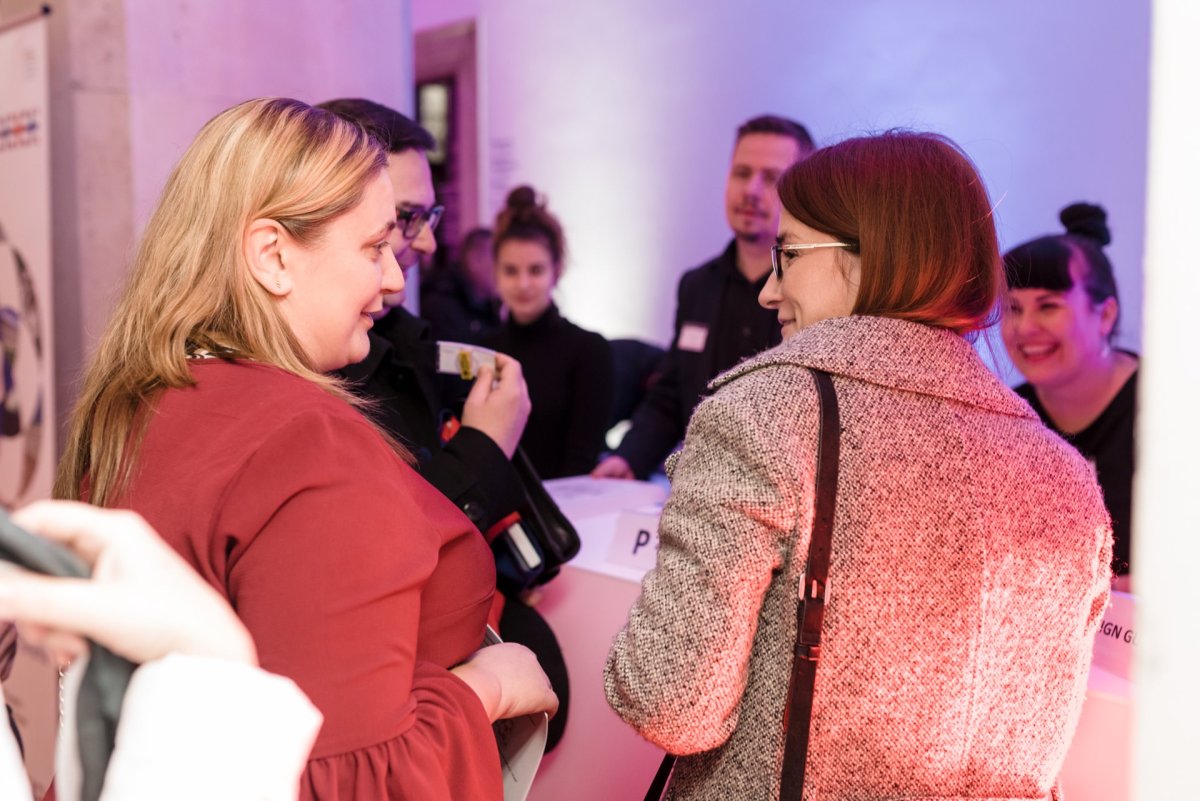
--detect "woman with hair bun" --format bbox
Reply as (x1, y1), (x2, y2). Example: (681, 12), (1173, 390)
(480, 186), (615, 478)
(1002, 203), (1137, 580)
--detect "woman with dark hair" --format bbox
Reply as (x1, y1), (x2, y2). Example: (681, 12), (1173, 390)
(1002, 203), (1136, 580)
(480, 186), (615, 478)
(605, 132), (1111, 800)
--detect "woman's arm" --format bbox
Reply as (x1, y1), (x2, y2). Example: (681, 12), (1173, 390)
(604, 371), (819, 753)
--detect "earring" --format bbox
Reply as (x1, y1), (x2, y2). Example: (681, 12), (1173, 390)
(275, 276), (282, 291)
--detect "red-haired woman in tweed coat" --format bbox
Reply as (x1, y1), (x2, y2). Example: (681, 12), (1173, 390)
(606, 131), (1111, 801)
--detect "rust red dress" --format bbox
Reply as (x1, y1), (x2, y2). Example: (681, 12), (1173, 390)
(116, 360), (501, 800)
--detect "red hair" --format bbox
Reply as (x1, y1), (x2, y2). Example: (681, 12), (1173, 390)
(778, 131), (1002, 335)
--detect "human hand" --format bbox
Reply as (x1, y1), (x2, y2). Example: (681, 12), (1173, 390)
(591, 455), (635, 480)
(0, 501), (256, 667)
(461, 352), (531, 459)
(451, 641), (559, 722)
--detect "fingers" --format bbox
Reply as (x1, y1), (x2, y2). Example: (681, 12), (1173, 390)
(491, 353), (524, 386)
(465, 365), (496, 407)
(0, 569), (123, 643)
(591, 456), (634, 480)
(12, 501), (150, 567)
(18, 623), (88, 668)
(539, 685), (561, 719)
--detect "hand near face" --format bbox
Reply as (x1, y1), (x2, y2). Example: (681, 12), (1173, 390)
(460, 352), (531, 459)
(0, 501), (256, 667)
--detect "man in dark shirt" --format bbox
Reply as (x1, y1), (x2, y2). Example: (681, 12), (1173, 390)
(593, 115), (815, 479)
(319, 98), (529, 532)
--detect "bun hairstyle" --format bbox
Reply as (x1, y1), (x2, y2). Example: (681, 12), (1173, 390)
(1003, 202), (1119, 310)
(493, 185), (566, 269)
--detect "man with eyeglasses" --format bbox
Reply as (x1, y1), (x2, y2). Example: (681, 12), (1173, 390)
(318, 98), (529, 535)
(593, 115), (815, 480)
(319, 98), (573, 753)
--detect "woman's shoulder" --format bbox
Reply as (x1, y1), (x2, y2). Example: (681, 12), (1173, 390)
(168, 360), (369, 436)
(699, 356), (821, 433)
(188, 360), (346, 405)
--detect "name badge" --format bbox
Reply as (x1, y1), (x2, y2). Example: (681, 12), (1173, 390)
(677, 323), (708, 353)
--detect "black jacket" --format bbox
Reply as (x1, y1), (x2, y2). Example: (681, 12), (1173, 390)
(481, 304), (614, 479)
(338, 307), (523, 532)
(614, 241), (780, 477)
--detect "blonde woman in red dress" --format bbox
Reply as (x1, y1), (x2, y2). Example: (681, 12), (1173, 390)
(55, 98), (556, 801)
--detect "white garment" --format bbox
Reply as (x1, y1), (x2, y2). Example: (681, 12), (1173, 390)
(1, 653), (321, 801)
(0, 676), (31, 800)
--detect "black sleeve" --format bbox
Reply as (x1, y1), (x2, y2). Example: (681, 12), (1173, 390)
(614, 277), (691, 478)
(422, 426), (525, 539)
(559, 333), (617, 477)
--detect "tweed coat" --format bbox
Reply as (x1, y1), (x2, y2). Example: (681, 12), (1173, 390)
(605, 315), (1112, 801)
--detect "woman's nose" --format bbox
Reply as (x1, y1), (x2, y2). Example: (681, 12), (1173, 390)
(381, 247), (405, 294)
(758, 274), (781, 309)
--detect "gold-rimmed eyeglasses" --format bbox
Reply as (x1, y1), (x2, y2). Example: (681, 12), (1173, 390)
(770, 242), (856, 282)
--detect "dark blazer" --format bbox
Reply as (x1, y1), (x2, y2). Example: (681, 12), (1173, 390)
(614, 241), (779, 477)
(338, 307), (522, 533)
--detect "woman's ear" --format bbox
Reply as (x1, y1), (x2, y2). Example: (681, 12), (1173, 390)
(244, 218), (289, 296)
(1099, 295), (1119, 338)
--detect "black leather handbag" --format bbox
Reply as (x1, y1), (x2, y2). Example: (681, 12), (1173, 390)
(490, 446), (582, 595)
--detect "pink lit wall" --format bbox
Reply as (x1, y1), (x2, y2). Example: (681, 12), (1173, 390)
(122, 0), (415, 236)
(415, 1), (1150, 374)
(37, 0), (415, 424)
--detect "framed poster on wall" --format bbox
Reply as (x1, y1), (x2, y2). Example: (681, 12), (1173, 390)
(1, 7), (57, 797)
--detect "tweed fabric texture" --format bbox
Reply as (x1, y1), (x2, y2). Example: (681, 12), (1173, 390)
(605, 315), (1112, 801)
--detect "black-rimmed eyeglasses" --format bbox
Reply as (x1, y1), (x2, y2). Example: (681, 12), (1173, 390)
(397, 204), (445, 239)
(769, 242), (856, 283)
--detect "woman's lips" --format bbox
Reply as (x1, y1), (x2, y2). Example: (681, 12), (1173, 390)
(1017, 343), (1057, 362)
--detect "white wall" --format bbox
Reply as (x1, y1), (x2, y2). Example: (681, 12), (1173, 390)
(44, 0), (414, 426)
(124, 0), (415, 234)
(1136, 1), (1200, 796)
(417, 0), (1150, 377)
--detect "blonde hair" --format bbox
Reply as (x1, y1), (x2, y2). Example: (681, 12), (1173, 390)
(56, 97), (392, 505)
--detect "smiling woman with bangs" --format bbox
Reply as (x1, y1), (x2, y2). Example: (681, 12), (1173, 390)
(1002, 202), (1138, 581)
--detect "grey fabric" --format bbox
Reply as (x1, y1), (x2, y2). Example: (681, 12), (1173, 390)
(606, 315), (1112, 801)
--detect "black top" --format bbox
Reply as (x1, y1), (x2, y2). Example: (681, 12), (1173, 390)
(419, 268), (500, 345)
(337, 307), (523, 533)
(481, 304), (615, 480)
(1015, 363), (1138, 576)
(615, 240), (781, 477)
(711, 260), (778, 378)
